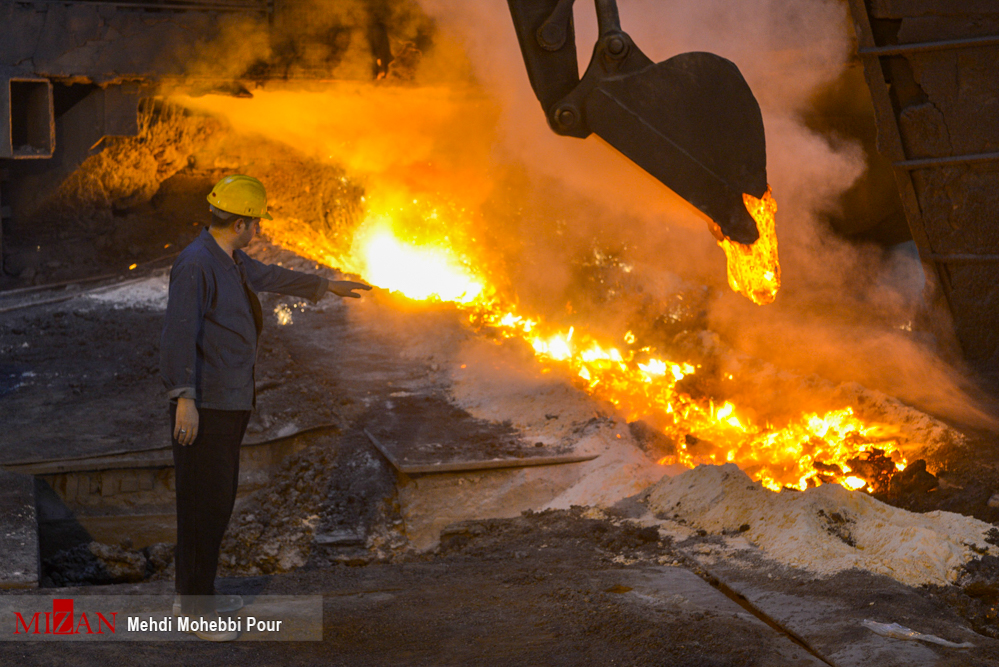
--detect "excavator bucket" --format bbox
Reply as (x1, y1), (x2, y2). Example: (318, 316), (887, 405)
(508, 0), (768, 244)
(588, 52), (768, 243)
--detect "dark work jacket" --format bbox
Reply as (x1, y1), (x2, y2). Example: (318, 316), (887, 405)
(160, 228), (328, 410)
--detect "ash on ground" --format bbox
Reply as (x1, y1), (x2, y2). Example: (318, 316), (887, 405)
(433, 507), (673, 566)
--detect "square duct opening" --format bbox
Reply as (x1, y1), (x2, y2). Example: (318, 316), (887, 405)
(7, 79), (54, 159)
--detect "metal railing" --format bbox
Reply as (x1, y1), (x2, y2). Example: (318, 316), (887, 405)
(0, 0), (271, 13)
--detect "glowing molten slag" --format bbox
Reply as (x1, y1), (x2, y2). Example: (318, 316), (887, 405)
(266, 196), (908, 493)
(354, 218), (484, 304)
(720, 187), (780, 305)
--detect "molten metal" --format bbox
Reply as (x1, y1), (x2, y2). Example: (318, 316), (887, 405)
(720, 187), (780, 305)
(263, 194), (907, 493)
(225, 97), (903, 494)
(352, 218), (484, 304)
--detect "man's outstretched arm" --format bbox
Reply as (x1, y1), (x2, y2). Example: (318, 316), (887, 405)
(241, 253), (370, 301)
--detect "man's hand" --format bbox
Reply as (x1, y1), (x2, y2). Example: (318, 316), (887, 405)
(328, 280), (372, 298)
(174, 397), (199, 446)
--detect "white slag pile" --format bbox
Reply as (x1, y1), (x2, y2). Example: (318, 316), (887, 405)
(645, 463), (997, 587)
(83, 274), (169, 309)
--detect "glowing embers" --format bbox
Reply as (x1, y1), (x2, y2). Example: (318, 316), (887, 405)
(719, 187), (780, 305)
(274, 303), (294, 326)
(273, 301), (309, 326)
(656, 405), (909, 492)
(522, 325), (910, 492)
(352, 217), (484, 304)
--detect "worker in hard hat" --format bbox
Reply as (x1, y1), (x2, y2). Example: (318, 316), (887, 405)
(160, 174), (370, 640)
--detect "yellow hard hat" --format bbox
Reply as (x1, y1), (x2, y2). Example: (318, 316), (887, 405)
(207, 174), (273, 220)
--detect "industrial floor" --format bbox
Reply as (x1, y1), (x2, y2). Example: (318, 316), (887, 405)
(5, 509), (999, 667)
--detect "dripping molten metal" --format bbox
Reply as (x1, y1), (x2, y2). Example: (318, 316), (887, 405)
(720, 187), (780, 305)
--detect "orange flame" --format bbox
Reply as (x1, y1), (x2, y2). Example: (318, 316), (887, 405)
(720, 187), (780, 305)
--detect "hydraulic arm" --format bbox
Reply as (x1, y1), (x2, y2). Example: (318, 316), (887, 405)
(508, 0), (768, 244)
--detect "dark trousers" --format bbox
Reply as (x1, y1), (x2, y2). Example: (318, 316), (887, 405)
(170, 403), (250, 614)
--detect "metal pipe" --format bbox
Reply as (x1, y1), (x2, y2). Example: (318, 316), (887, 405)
(858, 34), (999, 56)
(895, 151), (999, 169)
(364, 429), (598, 475)
(14, 0), (270, 13)
(390, 454), (599, 474)
(930, 254), (999, 264)
(593, 0), (621, 35)
(0, 251), (178, 298)
(2, 423), (341, 473)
